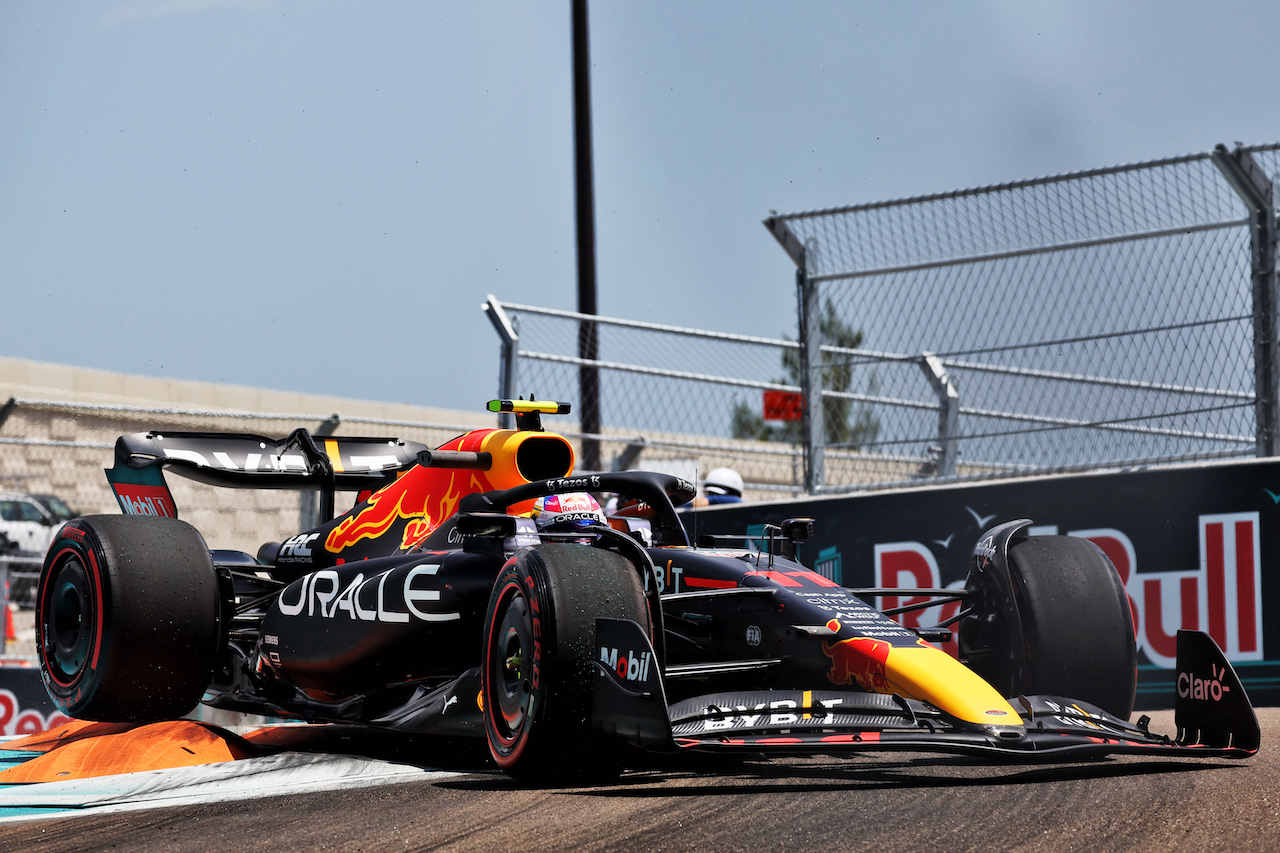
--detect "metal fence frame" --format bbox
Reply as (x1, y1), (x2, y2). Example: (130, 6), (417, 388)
(483, 296), (813, 495)
(765, 143), (1277, 491)
(483, 296), (983, 494)
(490, 143), (1280, 496)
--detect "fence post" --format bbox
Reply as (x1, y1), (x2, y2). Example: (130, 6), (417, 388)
(572, 0), (602, 473)
(0, 556), (8, 650)
(920, 353), (959, 477)
(299, 413), (341, 531)
(797, 252), (825, 492)
(0, 397), (16, 431)
(1212, 145), (1279, 457)
(483, 295), (520, 429)
(765, 216), (825, 492)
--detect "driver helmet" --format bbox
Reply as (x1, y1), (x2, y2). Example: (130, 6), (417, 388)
(703, 467), (744, 499)
(532, 492), (607, 534)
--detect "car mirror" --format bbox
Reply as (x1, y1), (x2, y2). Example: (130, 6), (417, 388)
(455, 512), (519, 540)
(781, 518), (814, 542)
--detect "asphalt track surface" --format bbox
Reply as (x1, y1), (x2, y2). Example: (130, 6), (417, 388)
(1, 708), (1277, 853)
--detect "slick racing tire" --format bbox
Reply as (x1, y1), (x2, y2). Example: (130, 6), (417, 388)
(962, 535), (1137, 719)
(37, 515), (221, 722)
(482, 543), (650, 785)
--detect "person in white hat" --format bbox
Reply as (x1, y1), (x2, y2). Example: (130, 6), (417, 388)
(688, 467), (744, 507)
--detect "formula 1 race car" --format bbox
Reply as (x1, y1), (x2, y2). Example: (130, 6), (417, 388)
(36, 400), (1259, 783)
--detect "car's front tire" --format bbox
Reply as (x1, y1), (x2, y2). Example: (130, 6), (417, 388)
(481, 543), (649, 785)
(961, 534), (1137, 719)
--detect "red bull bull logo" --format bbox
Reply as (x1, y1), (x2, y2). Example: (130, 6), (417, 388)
(822, 619), (892, 691)
(325, 468), (493, 553)
(324, 432), (502, 555)
(326, 487), (421, 553)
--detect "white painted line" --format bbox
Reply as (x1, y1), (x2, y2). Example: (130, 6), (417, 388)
(0, 751), (461, 823)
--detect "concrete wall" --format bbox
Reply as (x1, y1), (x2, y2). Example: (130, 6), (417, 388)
(0, 356), (492, 552)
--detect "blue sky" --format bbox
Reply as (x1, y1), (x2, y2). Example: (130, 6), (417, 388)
(3, 1), (1280, 412)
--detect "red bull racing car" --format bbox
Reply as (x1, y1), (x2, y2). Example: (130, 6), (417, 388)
(36, 401), (1259, 783)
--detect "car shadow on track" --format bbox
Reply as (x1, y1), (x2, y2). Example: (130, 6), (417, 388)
(249, 725), (496, 774)
(435, 753), (1241, 795)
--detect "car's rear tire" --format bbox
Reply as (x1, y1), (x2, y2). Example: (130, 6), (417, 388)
(960, 534), (1136, 719)
(37, 515), (222, 721)
(481, 543), (649, 785)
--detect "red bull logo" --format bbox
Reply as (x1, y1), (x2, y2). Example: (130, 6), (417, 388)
(873, 513), (1264, 670)
(822, 619), (892, 691)
(1033, 517), (1261, 669)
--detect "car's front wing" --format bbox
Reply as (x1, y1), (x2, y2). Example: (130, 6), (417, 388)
(666, 690), (1255, 760)
(593, 619), (1260, 762)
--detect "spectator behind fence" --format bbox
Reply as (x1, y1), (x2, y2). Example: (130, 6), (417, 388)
(688, 467), (744, 508)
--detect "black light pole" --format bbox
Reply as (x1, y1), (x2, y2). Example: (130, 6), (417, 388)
(572, 0), (601, 471)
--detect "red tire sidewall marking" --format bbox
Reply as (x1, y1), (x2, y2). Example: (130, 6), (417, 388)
(485, 575), (529, 765)
(87, 548), (105, 671)
(38, 538), (105, 691)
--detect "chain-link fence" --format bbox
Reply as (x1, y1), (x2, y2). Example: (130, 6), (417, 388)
(483, 299), (809, 499)
(765, 143), (1280, 490)
(491, 142), (1280, 495)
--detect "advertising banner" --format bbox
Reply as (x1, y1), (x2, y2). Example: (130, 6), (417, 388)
(0, 664), (68, 736)
(687, 458), (1280, 708)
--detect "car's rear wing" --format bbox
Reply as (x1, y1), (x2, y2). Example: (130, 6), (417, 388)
(106, 429), (434, 520)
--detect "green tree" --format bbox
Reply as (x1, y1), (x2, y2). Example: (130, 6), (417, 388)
(732, 301), (880, 449)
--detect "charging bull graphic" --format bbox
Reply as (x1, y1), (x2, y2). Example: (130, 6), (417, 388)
(325, 433), (498, 555)
(823, 621), (892, 691)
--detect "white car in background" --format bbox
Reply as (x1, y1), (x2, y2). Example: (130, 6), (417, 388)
(0, 493), (68, 556)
